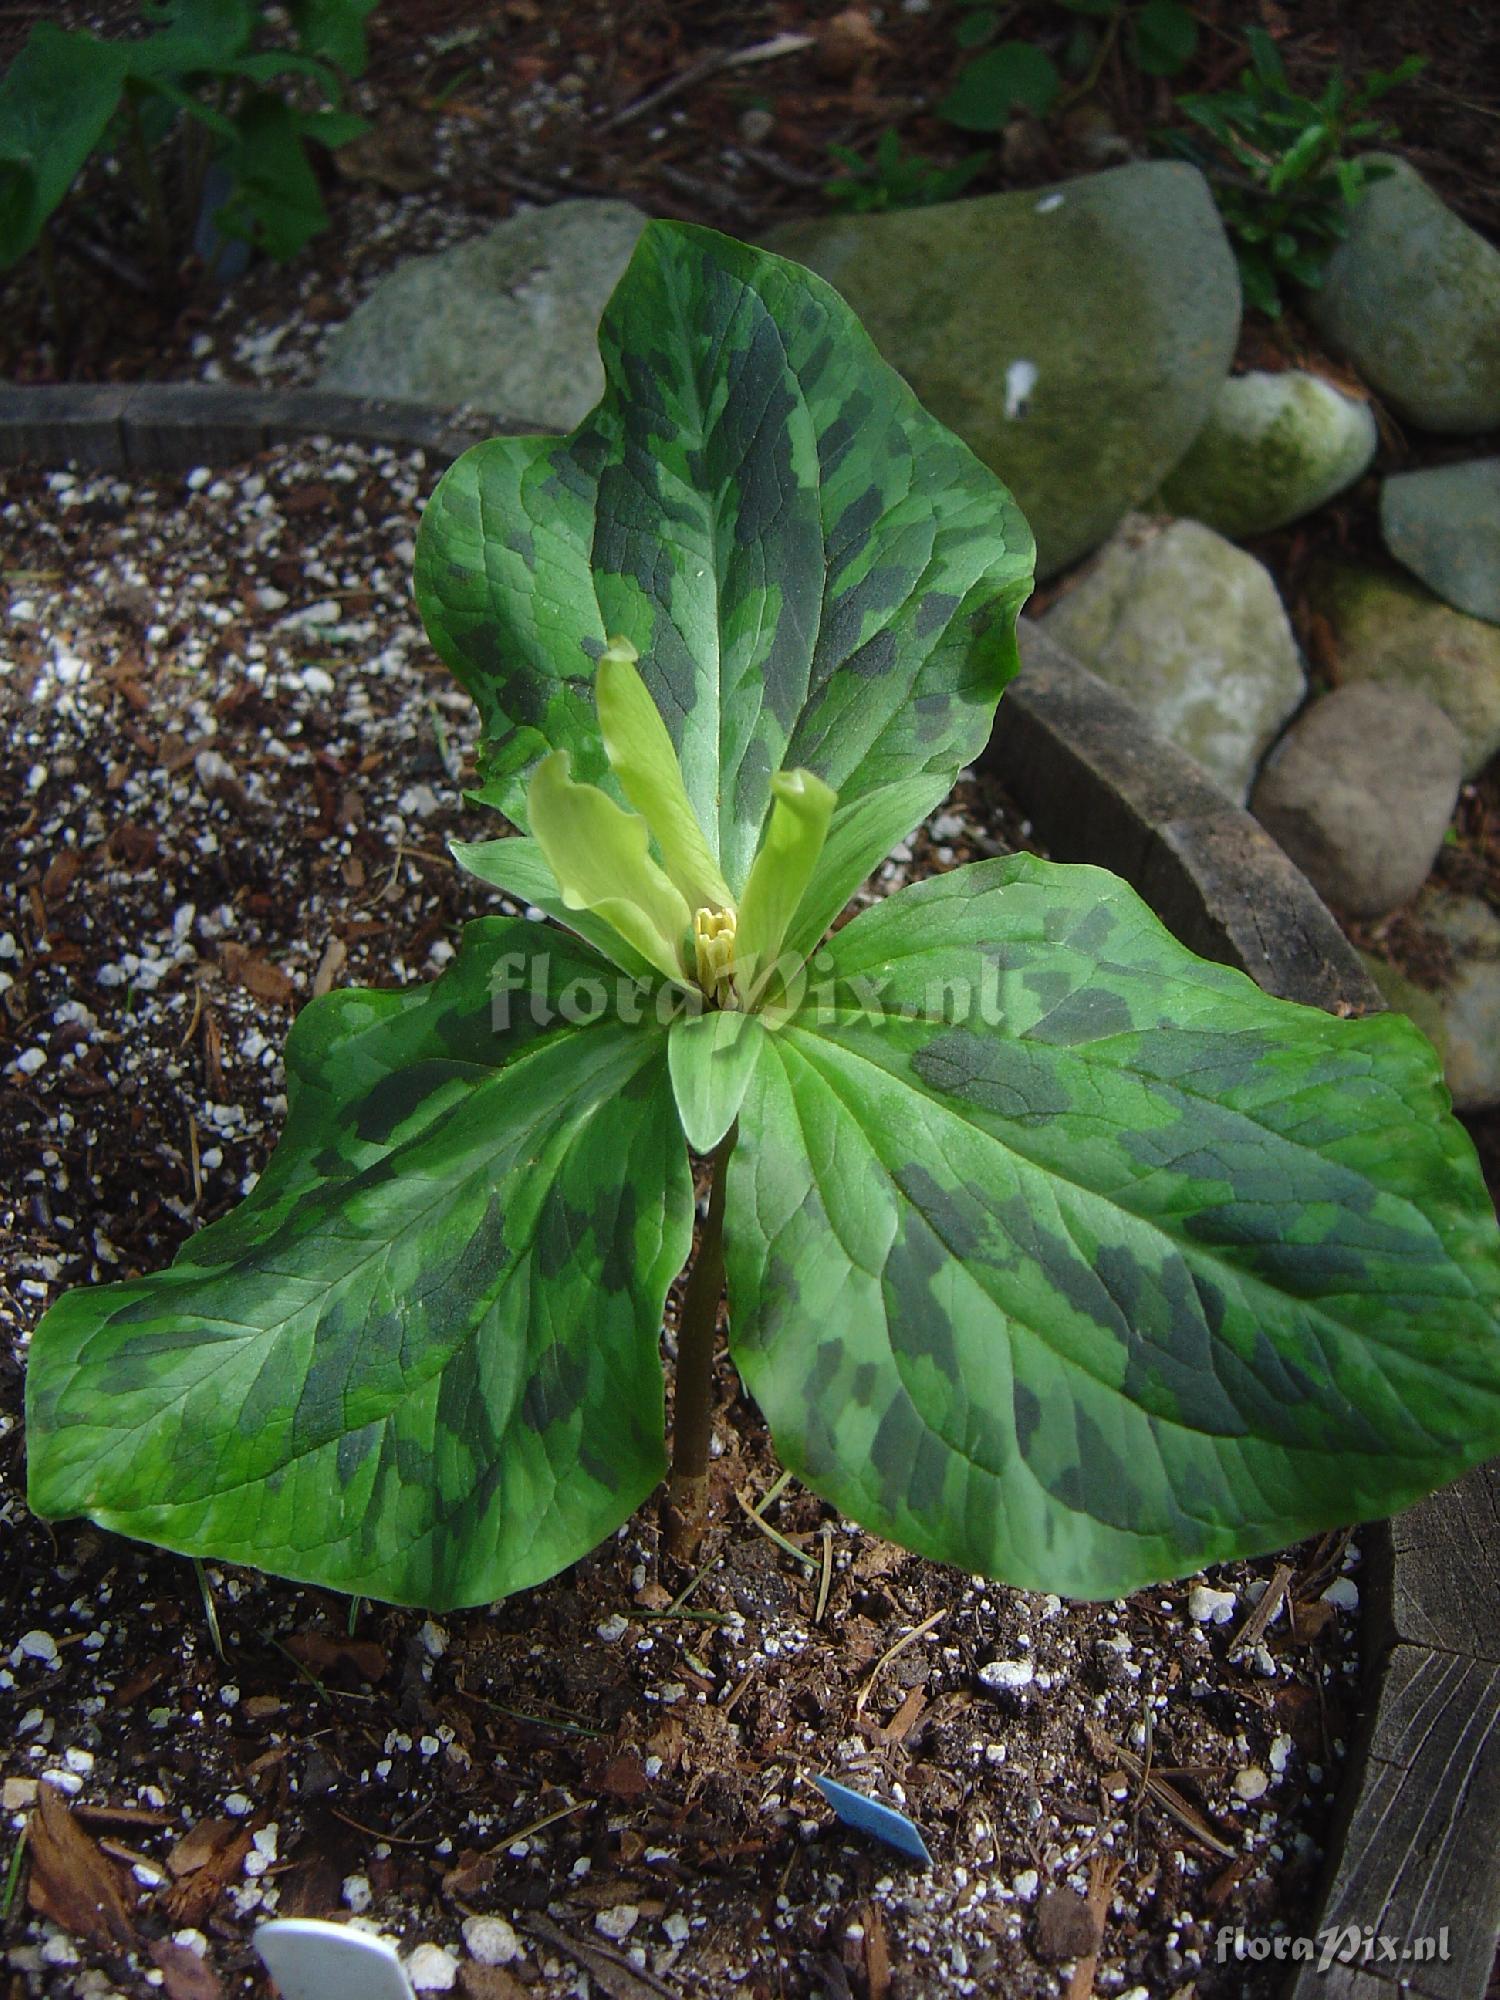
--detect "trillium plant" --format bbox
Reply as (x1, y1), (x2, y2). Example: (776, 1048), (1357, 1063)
(26, 225), (1500, 1610)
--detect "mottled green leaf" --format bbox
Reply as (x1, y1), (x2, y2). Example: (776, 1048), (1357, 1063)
(26, 923), (694, 1609)
(669, 1010), (766, 1155)
(724, 857), (1500, 1598)
(414, 221), (1033, 892)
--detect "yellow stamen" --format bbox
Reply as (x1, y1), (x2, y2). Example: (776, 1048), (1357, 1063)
(694, 907), (738, 1008)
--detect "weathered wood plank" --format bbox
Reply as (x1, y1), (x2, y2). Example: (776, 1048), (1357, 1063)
(1289, 1636), (1500, 2000)
(1385, 1465), (1500, 1663)
(119, 384), (270, 472)
(995, 621), (1379, 1011)
(0, 384), (134, 470)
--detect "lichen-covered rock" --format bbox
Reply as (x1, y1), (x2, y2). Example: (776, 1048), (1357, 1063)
(1305, 156), (1500, 433)
(1040, 513), (1305, 801)
(318, 201), (649, 428)
(1381, 459), (1500, 625)
(1251, 684), (1461, 919)
(1362, 894), (1500, 1111)
(1304, 559), (1500, 776)
(765, 162), (1240, 578)
(1157, 370), (1376, 537)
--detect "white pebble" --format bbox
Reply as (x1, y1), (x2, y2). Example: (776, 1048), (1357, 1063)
(406, 1943), (458, 1991)
(1187, 1584), (1237, 1625)
(978, 1658), (1033, 1691)
(63, 1747), (94, 1776)
(419, 1620), (448, 1658)
(301, 666), (336, 698)
(1233, 1766), (1269, 1802)
(461, 1915), (519, 1965)
(595, 1905), (640, 1942)
(342, 1874), (372, 1913)
(1012, 1869), (1039, 1900)
(223, 1792), (252, 1817)
(1322, 1577), (1360, 1613)
(14, 1047), (46, 1076)
(596, 1614), (629, 1643)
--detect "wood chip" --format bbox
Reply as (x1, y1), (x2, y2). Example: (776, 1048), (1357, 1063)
(220, 940), (295, 1006)
(26, 1781), (137, 1952)
(150, 1938), (225, 2000)
(312, 933), (348, 998)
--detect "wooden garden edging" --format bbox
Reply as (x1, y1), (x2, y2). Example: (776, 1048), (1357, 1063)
(4, 385), (1497, 1999)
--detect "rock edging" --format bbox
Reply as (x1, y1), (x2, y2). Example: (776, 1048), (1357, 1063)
(5, 381), (1497, 2000)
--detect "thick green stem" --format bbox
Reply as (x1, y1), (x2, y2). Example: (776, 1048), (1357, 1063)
(123, 89), (173, 275)
(663, 1125), (734, 1560)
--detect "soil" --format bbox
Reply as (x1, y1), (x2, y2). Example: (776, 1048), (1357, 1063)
(1, 450), (1365, 1999)
(1, 1), (1498, 1995)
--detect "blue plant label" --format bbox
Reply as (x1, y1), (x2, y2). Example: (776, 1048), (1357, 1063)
(814, 1774), (934, 1866)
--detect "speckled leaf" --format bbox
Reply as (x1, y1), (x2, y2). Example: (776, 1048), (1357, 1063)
(725, 856), (1500, 1598)
(413, 220), (1033, 892)
(26, 922), (694, 1609)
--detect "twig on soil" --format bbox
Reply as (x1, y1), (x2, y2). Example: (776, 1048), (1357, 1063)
(814, 1523), (834, 1623)
(495, 1799), (589, 1849)
(525, 1910), (679, 2000)
(735, 1477), (816, 1571)
(191, 1557), (227, 1662)
(1227, 1560), (1294, 1662)
(732, 144), (830, 191)
(854, 1608), (946, 1716)
(1087, 1722), (1237, 1861)
(601, 33), (815, 134)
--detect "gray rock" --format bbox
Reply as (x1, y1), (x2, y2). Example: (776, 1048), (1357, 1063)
(1157, 370), (1376, 537)
(765, 162), (1240, 578)
(1041, 513), (1305, 802)
(1381, 459), (1500, 625)
(1304, 560), (1500, 777)
(1305, 156), (1500, 434)
(318, 201), (650, 428)
(1362, 894), (1500, 1111)
(1252, 684), (1461, 919)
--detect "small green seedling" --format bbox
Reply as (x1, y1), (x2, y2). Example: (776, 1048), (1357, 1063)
(0, 0), (376, 276)
(25, 223), (1500, 1610)
(1168, 28), (1425, 314)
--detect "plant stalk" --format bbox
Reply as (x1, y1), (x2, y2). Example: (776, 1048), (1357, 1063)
(663, 1125), (734, 1561)
(36, 222), (66, 352)
(123, 88), (173, 276)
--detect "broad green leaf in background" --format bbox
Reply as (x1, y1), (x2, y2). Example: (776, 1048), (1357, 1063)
(1131, 0), (1198, 78)
(217, 94), (333, 260)
(725, 857), (1500, 1598)
(288, 0), (380, 76)
(0, 26), (130, 267)
(25, 922), (694, 1609)
(938, 42), (1063, 129)
(415, 221), (1034, 893)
